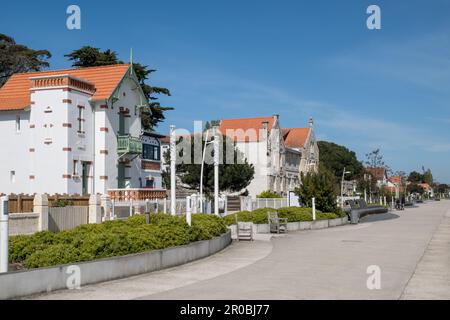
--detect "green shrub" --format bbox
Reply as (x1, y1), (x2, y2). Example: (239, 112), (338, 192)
(224, 206), (339, 225)
(51, 199), (75, 207)
(256, 190), (282, 198)
(295, 165), (339, 213)
(8, 213), (227, 269)
(191, 214), (228, 240)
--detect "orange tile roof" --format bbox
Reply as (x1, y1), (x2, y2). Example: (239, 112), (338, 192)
(0, 64), (130, 111)
(282, 128), (310, 148)
(389, 176), (402, 185)
(219, 116), (274, 142)
(365, 167), (386, 181)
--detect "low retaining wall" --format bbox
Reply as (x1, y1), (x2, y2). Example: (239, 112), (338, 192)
(0, 231), (231, 300)
(8, 213), (39, 236)
(229, 217), (348, 237)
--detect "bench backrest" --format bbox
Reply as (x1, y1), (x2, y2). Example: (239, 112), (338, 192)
(268, 211), (279, 223)
(357, 199), (368, 208)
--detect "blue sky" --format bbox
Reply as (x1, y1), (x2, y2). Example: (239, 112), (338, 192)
(1, 0), (450, 182)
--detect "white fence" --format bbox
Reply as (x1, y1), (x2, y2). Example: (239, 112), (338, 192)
(239, 196), (289, 212)
(110, 196), (223, 218)
(252, 198), (288, 210)
(48, 206), (89, 232)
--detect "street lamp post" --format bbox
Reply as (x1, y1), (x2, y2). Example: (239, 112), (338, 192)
(341, 167), (351, 208)
(213, 127), (220, 216)
(199, 126), (220, 216)
(170, 125), (176, 216)
(199, 129), (210, 213)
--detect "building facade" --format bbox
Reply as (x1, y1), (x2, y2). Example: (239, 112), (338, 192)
(0, 64), (163, 195)
(219, 115), (319, 198)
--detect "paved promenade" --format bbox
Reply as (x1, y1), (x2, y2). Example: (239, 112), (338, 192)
(30, 200), (450, 300)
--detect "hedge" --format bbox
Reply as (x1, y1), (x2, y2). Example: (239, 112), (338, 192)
(9, 213), (227, 269)
(223, 206), (343, 226)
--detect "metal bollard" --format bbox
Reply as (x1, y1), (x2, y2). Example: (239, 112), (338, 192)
(312, 197), (316, 221)
(0, 196), (9, 273)
(186, 196), (192, 226)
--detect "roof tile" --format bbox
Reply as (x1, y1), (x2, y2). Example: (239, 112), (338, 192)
(0, 64), (130, 111)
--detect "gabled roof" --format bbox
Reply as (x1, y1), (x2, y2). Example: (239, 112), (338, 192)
(389, 176), (402, 185)
(0, 64), (130, 111)
(219, 116), (274, 142)
(365, 167), (386, 181)
(282, 128), (310, 149)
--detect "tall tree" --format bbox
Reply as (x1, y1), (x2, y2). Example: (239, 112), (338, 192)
(0, 33), (51, 87)
(65, 46), (172, 130)
(422, 168), (433, 185)
(294, 165), (339, 213)
(365, 148), (392, 175)
(317, 141), (364, 182)
(407, 171), (423, 183)
(163, 134), (254, 196)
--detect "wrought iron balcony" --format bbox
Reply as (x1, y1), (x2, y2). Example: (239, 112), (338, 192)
(117, 135), (142, 155)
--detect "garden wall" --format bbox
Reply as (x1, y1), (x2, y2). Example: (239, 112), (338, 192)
(0, 231), (231, 300)
(229, 217), (348, 238)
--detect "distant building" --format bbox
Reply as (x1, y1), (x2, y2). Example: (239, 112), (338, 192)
(365, 167), (388, 187)
(219, 114), (319, 197)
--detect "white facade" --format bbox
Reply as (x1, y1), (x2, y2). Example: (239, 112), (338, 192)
(219, 115), (319, 198)
(0, 66), (163, 195)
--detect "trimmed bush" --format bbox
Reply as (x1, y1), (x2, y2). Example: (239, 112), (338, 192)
(256, 190), (282, 198)
(224, 206), (340, 226)
(9, 213), (227, 269)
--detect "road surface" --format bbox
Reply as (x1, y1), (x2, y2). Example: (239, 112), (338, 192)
(29, 200), (450, 300)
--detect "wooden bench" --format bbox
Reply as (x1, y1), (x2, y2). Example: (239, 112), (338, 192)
(268, 211), (288, 234)
(235, 214), (253, 241)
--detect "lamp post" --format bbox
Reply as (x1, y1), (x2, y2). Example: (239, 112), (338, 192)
(170, 125), (176, 215)
(213, 127), (220, 216)
(199, 129), (210, 213)
(341, 167), (351, 208)
(0, 196), (9, 273)
(199, 126), (220, 216)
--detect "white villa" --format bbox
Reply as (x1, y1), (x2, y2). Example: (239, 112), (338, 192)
(219, 114), (319, 197)
(0, 64), (165, 198)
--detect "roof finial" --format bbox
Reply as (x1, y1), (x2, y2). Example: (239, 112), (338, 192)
(308, 116), (314, 129)
(129, 48), (133, 76)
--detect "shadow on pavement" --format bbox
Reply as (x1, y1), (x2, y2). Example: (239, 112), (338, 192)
(360, 212), (400, 223)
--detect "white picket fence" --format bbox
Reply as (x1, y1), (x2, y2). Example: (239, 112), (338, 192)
(238, 196), (289, 212)
(252, 198), (288, 210)
(110, 195), (225, 219)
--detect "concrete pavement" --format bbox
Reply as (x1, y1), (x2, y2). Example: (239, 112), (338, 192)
(29, 200), (450, 300)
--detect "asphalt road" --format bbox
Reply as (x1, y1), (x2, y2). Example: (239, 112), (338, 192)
(31, 200), (450, 300)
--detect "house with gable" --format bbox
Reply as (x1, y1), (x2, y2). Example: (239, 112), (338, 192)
(0, 64), (165, 198)
(218, 114), (319, 197)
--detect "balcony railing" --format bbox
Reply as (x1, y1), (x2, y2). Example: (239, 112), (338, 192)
(117, 135), (142, 155)
(108, 188), (167, 201)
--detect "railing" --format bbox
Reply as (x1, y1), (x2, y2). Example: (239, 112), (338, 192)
(117, 135), (142, 155)
(253, 198), (288, 210)
(108, 188), (167, 201)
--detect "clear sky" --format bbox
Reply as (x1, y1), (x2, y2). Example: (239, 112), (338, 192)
(1, 0), (449, 182)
